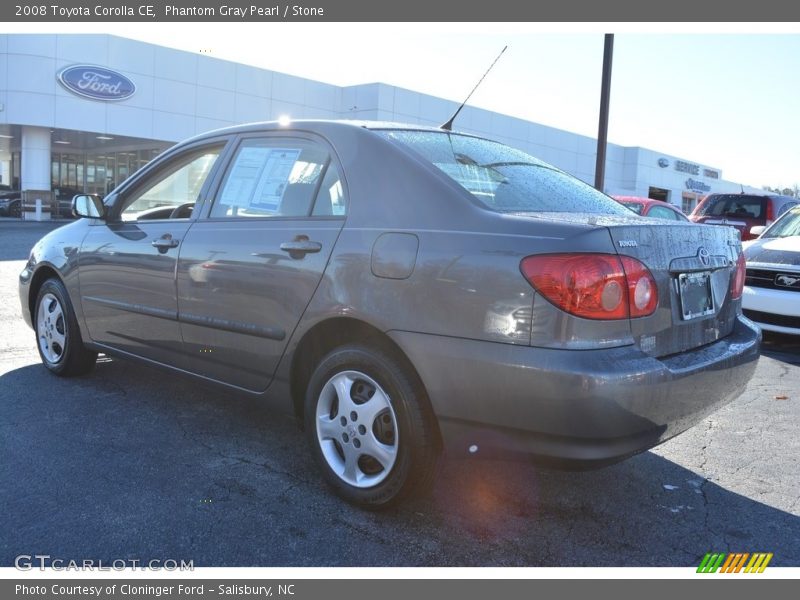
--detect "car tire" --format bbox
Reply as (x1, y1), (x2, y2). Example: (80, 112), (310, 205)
(34, 278), (97, 377)
(304, 344), (439, 509)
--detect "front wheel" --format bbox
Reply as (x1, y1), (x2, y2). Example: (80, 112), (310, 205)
(34, 278), (97, 376)
(304, 344), (439, 508)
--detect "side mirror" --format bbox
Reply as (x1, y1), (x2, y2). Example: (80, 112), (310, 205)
(72, 194), (106, 219)
(749, 225), (766, 237)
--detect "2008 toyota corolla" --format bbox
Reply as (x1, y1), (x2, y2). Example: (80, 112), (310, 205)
(19, 121), (761, 507)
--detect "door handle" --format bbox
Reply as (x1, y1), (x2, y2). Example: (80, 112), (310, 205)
(280, 239), (322, 258)
(152, 235), (180, 252)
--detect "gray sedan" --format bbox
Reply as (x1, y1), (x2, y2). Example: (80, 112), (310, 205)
(19, 121), (760, 507)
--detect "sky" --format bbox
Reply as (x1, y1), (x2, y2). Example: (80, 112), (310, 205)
(17, 23), (800, 189)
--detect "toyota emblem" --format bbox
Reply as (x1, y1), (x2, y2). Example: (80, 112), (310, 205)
(698, 247), (711, 266)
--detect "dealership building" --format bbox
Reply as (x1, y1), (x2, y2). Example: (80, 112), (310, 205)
(0, 33), (763, 219)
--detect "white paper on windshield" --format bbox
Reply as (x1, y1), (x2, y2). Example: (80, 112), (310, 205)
(219, 146), (270, 208)
(219, 146), (301, 212)
(250, 148), (301, 212)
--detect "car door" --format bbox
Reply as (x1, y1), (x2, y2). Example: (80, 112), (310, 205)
(176, 134), (347, 391)
(79, 139), (230, 367)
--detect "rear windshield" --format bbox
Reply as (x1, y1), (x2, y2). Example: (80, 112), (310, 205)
(695, 194), (767, 219)
(378, 130), (631, 215)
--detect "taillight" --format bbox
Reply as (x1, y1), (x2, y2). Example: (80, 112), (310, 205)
(520, 253), (658, 320)
(730, 253), (746, 300)
(619, 256), (659, 317)
(765, 201), (774, 228)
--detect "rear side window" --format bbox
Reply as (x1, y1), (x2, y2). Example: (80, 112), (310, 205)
(696, 194), (766, 219)
(378, 130), (631, 215)
(210, 138), (345, 219)
(312, 164), (346, 216)
(648, 205), (683, 221)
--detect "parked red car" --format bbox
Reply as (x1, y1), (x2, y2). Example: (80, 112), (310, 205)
(689, 193), (798, 241)
(612, 196), (688, 221)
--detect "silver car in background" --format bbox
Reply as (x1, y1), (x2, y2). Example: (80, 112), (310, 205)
(19, 121), (760, 507)
(743, 206), (800, 335)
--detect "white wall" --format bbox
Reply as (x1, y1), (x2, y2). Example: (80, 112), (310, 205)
(604, 146), (763, 203)
(0, 33), (342, 142)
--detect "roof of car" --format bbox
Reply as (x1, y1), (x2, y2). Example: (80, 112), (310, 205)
(612, 196), (663, 206)
(339, 120), (447, 131)
(179, 119), (481, 148)
(704, 192), (797, 202)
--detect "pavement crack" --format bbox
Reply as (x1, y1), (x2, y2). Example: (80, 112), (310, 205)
(776, 363), (790, 380)
(173, 413), (313, 487)
(95, 373), (129, 398)
(696, 418), (715, 537)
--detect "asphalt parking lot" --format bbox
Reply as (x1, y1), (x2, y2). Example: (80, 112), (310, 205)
(1, 219), (798, 567)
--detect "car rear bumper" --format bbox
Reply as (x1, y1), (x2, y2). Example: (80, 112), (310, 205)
(389, 315), (761, 467)
(742, 285), (800, 335)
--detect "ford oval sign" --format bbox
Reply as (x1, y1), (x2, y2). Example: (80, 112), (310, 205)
(57, 65), (135, 101)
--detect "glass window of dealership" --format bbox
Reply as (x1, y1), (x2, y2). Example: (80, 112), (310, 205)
(5, 146), (165, 194)
(2, 130), (169, 216)
(0, 33), (763, 219)
(50, 147), (165, 197)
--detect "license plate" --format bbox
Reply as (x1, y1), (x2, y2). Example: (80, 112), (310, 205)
(678, 272), (714, 320)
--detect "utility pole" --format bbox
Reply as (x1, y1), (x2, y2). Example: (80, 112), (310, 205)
(594, 34), (614, 192)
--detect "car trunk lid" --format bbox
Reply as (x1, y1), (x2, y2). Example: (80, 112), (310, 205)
(604, 220), (741, 357)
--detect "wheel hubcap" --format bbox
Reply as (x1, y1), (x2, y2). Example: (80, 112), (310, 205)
(37, 293), (66, 364)
(316, 370), (398, 488)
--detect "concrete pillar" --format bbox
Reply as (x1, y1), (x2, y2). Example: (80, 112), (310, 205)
(0, 157), (9, 186)
(21, 126), (51, 221)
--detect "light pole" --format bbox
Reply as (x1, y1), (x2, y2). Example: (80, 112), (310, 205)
(594, 34), (614, 192)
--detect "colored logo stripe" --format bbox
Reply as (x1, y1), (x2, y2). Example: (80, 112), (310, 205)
(721, 553), (749, 573)
(697, 553), (725, 573)
(697, 552), (773, 573)
(745, 553), (773, 573)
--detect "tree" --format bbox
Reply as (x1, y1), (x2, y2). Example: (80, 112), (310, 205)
(759, 185), (796, 196)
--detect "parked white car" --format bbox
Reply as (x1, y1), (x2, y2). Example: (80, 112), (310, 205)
(742, 206), (800, 335)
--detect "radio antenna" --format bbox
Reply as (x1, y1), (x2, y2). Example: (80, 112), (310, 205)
(441, 45), (507, 131)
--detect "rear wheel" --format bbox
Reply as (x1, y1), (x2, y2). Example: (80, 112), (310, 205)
(304, 344), (439, 508)
(34, 278), (97, 376)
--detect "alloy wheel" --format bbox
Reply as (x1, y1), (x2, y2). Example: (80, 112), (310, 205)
(315, 370), (399, 488)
